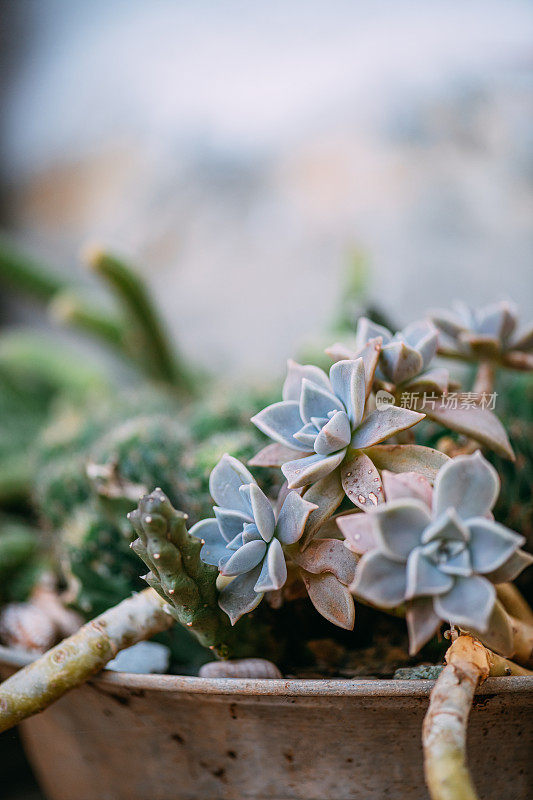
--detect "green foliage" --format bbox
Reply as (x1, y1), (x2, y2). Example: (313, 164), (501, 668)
(0, 516), (47, 603)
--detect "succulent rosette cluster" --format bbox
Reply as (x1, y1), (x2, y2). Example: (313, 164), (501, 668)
(329, 317), (448, 396)
(341, 452), (533, 654)
(328, 316), (514, 460)
(431, 301), (533, 371)
(190, 454), (357, 627)
(250, 346), (427, 507)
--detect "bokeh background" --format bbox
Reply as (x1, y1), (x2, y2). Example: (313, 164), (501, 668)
(2, 0), (533, 379)
(1, 3), (532, 798)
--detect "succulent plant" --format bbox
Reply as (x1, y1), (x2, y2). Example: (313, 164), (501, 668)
(431, 301), (533, 371)
(327, 316), (514, 460)
(190, 455), (317, 623)
(251, 352), (432, 508)
(189, 455), (358, 629)
(329, 317), (448, 395)
(342, 452), (533, 654)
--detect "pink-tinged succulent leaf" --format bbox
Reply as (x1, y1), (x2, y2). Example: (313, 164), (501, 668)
(380, 341), (423, 385)
(325, 341), (357, 362)
(251, 401), (305, 450)
(351, 407), (425, 450)
(352, 550), (407, 607)
(355, 317), (392, 350)
(190, 518), (228, 565)
(292, 538), (357, 584)
(254, 538), (287, 592)
(511, 323), (533, 353)
(358, 336), (383, 398)
(282, 359), (332, 401)
(403, 367), (449, 395)
(341, 451), (384, 510)
(382, 470), (433, 507)
(406, 598), (442, 655)
(218, 565), (264, 625)
(276, 491), (318, 545)
(329, 358), (366, 427)
(484, 549), (533, 584)
(433, 451), (500, 520)
(248, 484), (276, 542)
(282, 450), (346, 490)
(314, 410), (352, 455)
(300, 469), (345, 546)
(405, 549), (454, 600)
(467, 518), (525, 574)
(467, 600), (514, 658)
(209, 454), (256, 515)
(433, 575), (496, 633)
(365, 444), (449, 481)
(422, 403), (514, 461)
(249, 443), (308, 468)
(337, 512), (378, 555)
(374, 499), (431, 561)
(212, 508), (253, 543)
(299, 379), (343, 425)
(301, 570), (355, 630)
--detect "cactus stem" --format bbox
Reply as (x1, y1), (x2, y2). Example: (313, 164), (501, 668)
(84, 246), (196, 396)
(0, 588), (172, 734)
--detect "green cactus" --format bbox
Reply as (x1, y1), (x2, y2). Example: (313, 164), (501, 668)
(129, 490), (235, 657)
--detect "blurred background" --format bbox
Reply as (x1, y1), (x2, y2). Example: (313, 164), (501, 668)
(1, 2), (533, 798)
(1, 0), (532, 378)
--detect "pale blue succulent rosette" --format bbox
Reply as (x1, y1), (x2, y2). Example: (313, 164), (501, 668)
(431, 300), (533, 369)
(250, 347), (425, 500)
(189, 454), (318, 624)
(346, 452), (533, 654)
(190, 454), (358, 628)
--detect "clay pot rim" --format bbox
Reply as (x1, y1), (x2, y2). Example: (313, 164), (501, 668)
(1, 645), (531, 698)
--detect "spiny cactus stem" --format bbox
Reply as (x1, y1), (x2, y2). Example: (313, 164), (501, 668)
(85, 247), (196, 396)
(49, 290), (127, 352)
(0, 588), (173, 734)
(0, 234), (67, 302)
(422, 634), (490, 800)
(472, 361), (495, 396)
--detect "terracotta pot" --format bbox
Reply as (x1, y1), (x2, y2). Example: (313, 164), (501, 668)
(1, 646), (531, 800)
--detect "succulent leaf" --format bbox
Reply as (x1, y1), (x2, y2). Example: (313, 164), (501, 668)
(341, 452), (384, 510)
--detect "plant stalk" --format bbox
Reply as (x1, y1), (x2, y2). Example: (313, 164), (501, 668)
(0, 588), (172, 734)
(422, 634), (490, 800)
(85, 247), (196, 396)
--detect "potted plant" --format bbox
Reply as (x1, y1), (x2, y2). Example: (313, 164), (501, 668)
(0, 242), (532, 800)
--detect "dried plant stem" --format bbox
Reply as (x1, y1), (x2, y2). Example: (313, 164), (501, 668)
(0, 589), (172, 734)
(472, 362), (495, 396)
(486, 650), (532, 677)
(496, 583), (533, 625)
(508, 614), (533, 668)
(422, 635), (490, 800)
